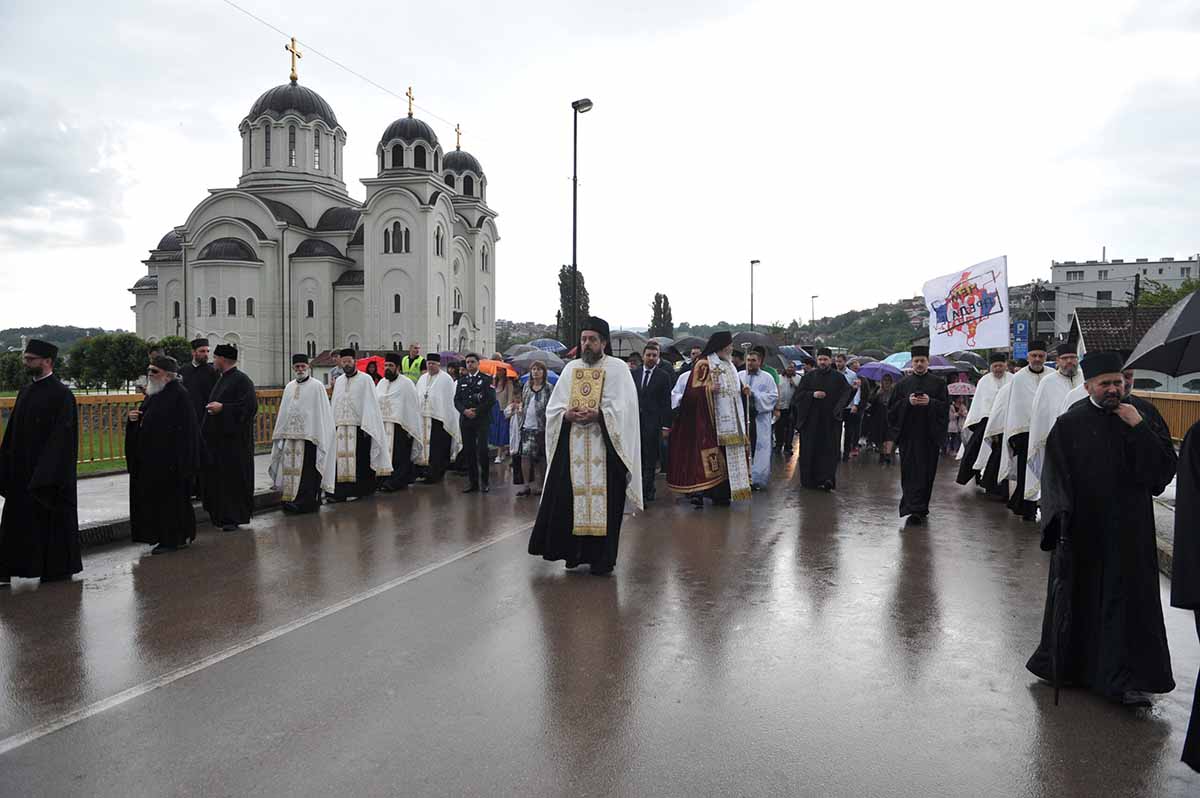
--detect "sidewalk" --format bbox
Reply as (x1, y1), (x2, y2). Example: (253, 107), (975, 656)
(0, 454), (281, 547)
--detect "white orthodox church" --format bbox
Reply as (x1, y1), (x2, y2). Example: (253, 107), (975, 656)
(130, 60), (498, 386)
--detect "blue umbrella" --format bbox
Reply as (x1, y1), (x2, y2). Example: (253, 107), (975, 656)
(857, 361), (903, 381)
(883, 351), (911, 368)
(519, 370), (559, 385)
(528, 338), (568, 353)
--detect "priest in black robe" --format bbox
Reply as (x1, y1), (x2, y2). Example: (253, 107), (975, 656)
(201, 343), (258, 531)
(887, 345), (949, 521)
(1172, 418), (1200, 769)
(178, 338), (219, 498)
(0, 339), (82, 583)
(125, 356), (198, 553)
(1026, 352), (1177, 706)
(793, 348), (851, 490)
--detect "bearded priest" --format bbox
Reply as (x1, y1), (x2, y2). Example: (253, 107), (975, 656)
(956, 351), (1012, 489)
(269, 354), (334, 514)
(415, 354), (462, 484)
(667, 330), (752, 507)
(1023, 344), (1082, 505)
(793, 348), (852, 490)
(528, 316), (643, 575)
(376, 352), (423, 491)
(325, 349), (391, 503)
(1001, 341), (1050, 521)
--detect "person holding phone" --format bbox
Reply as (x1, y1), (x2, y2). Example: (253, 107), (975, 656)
(885, 345), (949, 522)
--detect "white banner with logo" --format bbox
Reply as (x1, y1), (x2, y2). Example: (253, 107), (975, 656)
(923, 256), (1010, 355)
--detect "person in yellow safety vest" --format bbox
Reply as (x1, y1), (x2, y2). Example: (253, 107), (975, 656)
(401, 343), (425, 383)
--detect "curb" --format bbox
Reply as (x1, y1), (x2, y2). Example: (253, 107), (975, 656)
(79, 489), (283, 549)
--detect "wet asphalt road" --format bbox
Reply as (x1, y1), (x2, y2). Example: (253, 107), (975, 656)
(0, 453), (1197, 797)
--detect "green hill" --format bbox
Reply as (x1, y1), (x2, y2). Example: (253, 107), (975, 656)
(0, 325), (118, 353)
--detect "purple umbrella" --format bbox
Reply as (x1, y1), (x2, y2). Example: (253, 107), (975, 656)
(902, 354), (959, 373)
(857, 361), (903, 381)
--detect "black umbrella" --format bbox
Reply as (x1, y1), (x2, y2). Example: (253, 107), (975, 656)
(732, 331), (781, 356)
(509, 350), (565, 374)
(948, 350), (988, 369)
(1124, 291), (1200, 376)
(1048, 527), (1075, 706)
(673, 335), (706, 353)
(858, 348), (887, 360)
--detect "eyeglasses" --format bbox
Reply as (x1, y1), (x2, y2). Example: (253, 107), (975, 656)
(147, 367), (162, 375)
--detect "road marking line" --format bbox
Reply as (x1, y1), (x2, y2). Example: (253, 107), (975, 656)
(0, 525), (527, 757)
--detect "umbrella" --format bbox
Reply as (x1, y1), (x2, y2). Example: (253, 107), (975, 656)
(672, 335), (706, 353)
(732, 331), (781, 356)
(883, 352), (912, 368)
(948, 382), (976, 396)
(509, 350), (565, 374)
(857, 361), (903, 381)
(609, 331), (648, 359)
(528, 338), (568, 354)
(1124, 291), (1200, 376)
(953, 360), (980, 375)
(438, 350), (463, 364)
(355, 355), (385, 375)
(780, 345), (811, 363)
(504, 343), (538, 358)
(948, 350), (988, 369)
(902, 355), (959, 373)
(477, 359), (518, 379)
(649, 336), (675, 348)
(519, 370), (560, 385)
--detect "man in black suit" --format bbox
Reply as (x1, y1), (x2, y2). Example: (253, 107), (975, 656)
(454, 353), (497, 493)
(635, 343), (673, 501)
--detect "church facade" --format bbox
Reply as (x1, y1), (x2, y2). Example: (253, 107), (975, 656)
(130, 74), (498, 387)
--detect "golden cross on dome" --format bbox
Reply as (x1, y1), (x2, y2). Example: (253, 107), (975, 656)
(455, 123), (462, 149)
(285, 37), (303, 82)
(406, 86), (415, 118)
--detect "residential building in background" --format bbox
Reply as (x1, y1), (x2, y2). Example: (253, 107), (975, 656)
(1049, 255), (1195, 336)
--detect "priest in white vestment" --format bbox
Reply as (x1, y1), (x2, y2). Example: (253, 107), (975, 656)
(269, 354), (335, 514)
(325, 348), (391, 502)
(1024, 345), (1083, 503)
(376, 352), (423, 492)
(956, 352), (1012, 490)
(1001, 341), (1050, 520)
(740, 347), (779, 490)
(414, 353), (462, 484)
(528, 316), (643, 575)
(975, 379), (1015, 500)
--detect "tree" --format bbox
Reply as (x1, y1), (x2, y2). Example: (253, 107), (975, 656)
(557, 265), (590, 346)
(1137, 278), (1199, 308)
(0, 351), (29, 392)
(66, 333), (149, 391)
(153, 335), (193, 365)
(648, 293), (674, 338)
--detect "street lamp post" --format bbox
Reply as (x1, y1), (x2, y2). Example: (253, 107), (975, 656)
(749, 259), (760, 331)
(571, 98), (593, 345)
(810, 295), (819, 330)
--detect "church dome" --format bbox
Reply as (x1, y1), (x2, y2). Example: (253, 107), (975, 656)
(444, 148), (483, 176)
(197, 237), (260, 261)
(247, 80), (339, 127)
(380, 116), (439, 147)
(156, 230), (182, 251)
(292, 238), (348, 259)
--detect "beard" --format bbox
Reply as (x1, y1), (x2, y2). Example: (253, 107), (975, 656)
(385, 371), (398, 381)
(295, 374), (309, 382)
(342, 365), (357, 376)
(24, 365), (42, 377)
(581, 347), (602, 365)
(145, 377), (167, 396)
(1029, 363), (1044, 373)
(1060, 365), (1077, 378)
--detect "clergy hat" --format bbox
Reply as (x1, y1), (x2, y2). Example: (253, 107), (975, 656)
(581, 316), (610, 340)
(385, 352), (403, 365)
(338, 347), (356, 358)
(213, 343), (238, 360)
(1028, 340), (1048, 353)
(910, 345), (930, 358)
(989, 351), (1008, 364)
(24, 339), (57, 360)
(816, 347), (833, 358)
(426, 352), (441, 363)
(1081, 351), (1125, 380)
(190, 337), (209, 349)
(292, 354), (309, 365)
(701, 331), (733, 356)
(151, 355), (179, 373)
(1056, 342), (1077, 356)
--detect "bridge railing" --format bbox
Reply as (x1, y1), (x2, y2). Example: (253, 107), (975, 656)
(1133, 391), (1200, 442)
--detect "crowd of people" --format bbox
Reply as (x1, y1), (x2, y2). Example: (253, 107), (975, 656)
(1, 324), (1199, 771)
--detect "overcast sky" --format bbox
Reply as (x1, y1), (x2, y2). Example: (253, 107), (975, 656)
(2, 0), (1199, 332)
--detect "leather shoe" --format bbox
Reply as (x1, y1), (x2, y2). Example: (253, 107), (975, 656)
(463, 485), (479, 494)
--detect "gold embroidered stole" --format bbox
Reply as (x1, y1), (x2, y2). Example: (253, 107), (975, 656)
(335, 425), (357, 483)
(280, 438), (305, 501)
(569, 367), (608, 537)
(417, 390), (432, 466)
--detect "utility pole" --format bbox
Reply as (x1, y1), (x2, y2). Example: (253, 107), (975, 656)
(1131, 273), (1141, 336)
(750, 260), (759, 331)
(1031, 280), (1040, 341)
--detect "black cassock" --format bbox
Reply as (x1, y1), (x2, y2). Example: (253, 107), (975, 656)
(378, 428), (414, 491)
(423, 421), (452, 483)
(793, 368), (850, 488)
(1006, 431), (1035, 517)
(331, 428), (376, 500)
(0, 376), (81, 580)
(888, 371), (949, 517)
(1170, 420), (1200, 771)
(125, 380), (198, 547)
(1026, 398), (1177, 701)
(955, 419), (987, 486)
(528, 418), (627, 572)
(201, 367), (257, 527)
(179, 361), (218, 498)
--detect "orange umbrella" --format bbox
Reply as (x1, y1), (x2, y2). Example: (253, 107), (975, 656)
(477, 359), (518, 379)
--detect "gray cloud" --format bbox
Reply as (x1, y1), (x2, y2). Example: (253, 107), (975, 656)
(1120, 0), (1200, 32)
(0, 80), (128, 249)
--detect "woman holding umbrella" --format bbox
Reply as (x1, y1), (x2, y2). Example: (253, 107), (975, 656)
(865, 373), (896, 464)
(514, 361), (552, 496)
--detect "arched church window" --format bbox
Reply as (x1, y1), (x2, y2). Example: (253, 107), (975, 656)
(391, 143), (403, 169)
(445, 174), (455, 189)
(434, 152), (440, 172)
(246, 298), (255, 317)
(313, 131), (321, 170)
(463, 175), (474, 196)
(453, 259), (460, 275)
(288, 126), (297, 167)
(173, 301), (180, 319)
(481, 246), (489, 273)
(334, 139), (339, 175)
(306, 339), (316, 358)
(378, 149), (384, 173)
(393, 294), (402, 314)
(264, 124), (271, 166)
(403, 227), (411, 253)
(383, 229), (391, 254)
(391, 222), (401, 253)
(210, 297), (217, 316)
(414, 145), (427, 170)
(228, 297), (237, 316)
(246, 127), (252, 171)
(306, 299), (315, 318)
(453, 288), (462, 310)
(349, 338), (359, 351)
(436, 296), (442, 317)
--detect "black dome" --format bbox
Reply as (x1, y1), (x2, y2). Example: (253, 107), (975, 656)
(247, 80), (339, 127)
(132, 274), (159, 290)
(316, 206), (362, 231)
(156, 230), (182, 251)
(444, 148), (483, 176)
(292, 238), (348, 259)
(380, 116), (439, 147)
(197, 237), (260, 262)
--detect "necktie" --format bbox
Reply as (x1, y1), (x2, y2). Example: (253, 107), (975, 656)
(642, 369), (650, 389)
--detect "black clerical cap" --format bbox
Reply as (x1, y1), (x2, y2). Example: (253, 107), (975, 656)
(292, 354), (309, 365)
(1056, 342), (1077, 356)
(426, 352), (441, 363)
(1028, 340), (1048, 353)
(1081, 351), (1124, 380)
(24, 339), (57, 360)
(581, 316), (610, 340)
(911, 345), (930, 358)
(338, 347), (356, 358)
(701, 331), (733, 356)
(213, 343), (238, 360)
(989, 351), (1008, 364)
(190, 338), (209, 349)
(152, 355), (179, 373)
(385, 352), (403, 365)
(816, 347), (833, 358)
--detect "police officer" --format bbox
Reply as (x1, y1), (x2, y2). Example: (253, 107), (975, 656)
(454, 353), (496, 493)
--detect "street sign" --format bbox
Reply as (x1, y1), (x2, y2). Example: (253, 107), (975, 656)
(1013, 319), (1029, 360)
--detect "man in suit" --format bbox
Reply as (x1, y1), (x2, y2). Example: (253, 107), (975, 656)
(636, 343), (673, 501)
(454, 353), (496, 493)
